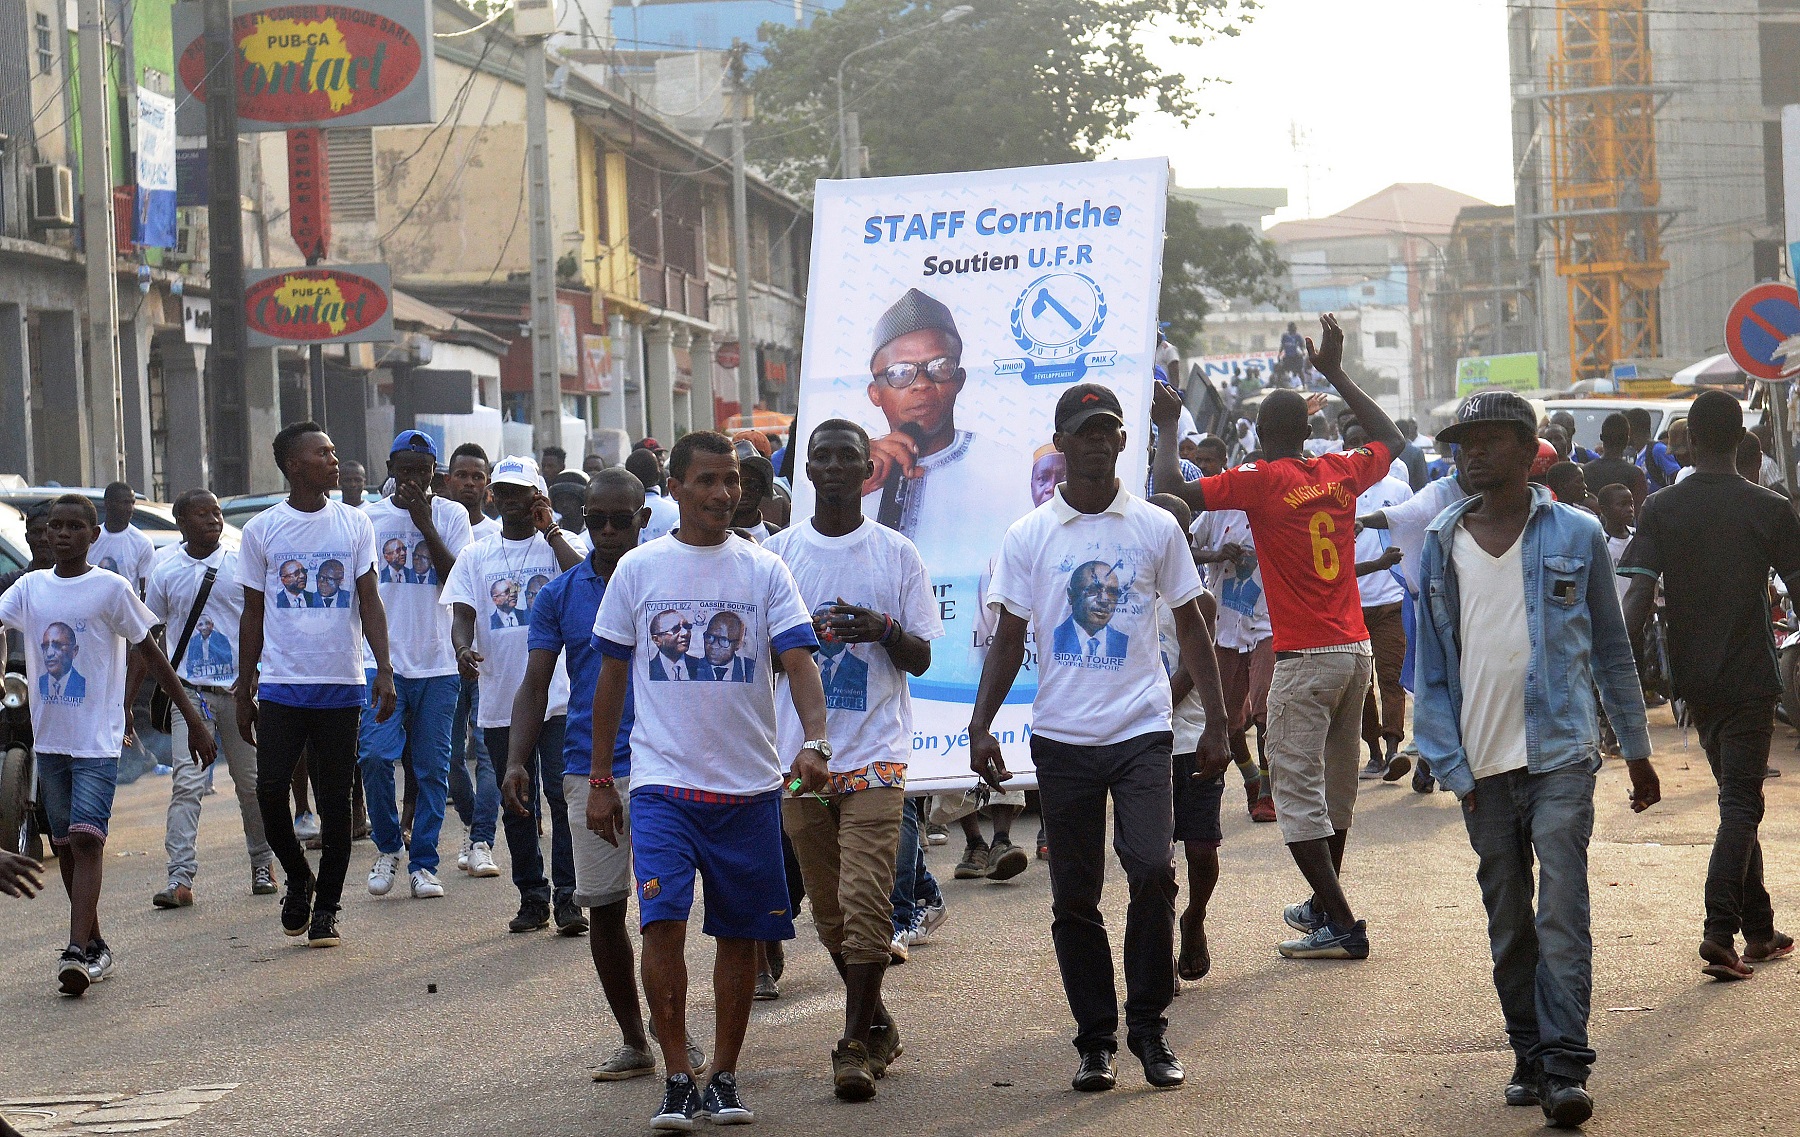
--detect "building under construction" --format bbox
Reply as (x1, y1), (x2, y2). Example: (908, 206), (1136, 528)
(1509, 0), (1784, 385)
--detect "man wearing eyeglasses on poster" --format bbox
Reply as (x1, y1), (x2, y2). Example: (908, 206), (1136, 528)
(861, 289), (1032, 541)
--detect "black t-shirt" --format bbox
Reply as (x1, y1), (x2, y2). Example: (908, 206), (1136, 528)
(1582, 455), (1641, 494)
(1620, 472), (1800, 707)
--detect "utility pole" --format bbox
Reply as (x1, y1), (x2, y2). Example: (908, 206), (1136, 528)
(524, 31), (560, 460)
(77, 0), (121, 483)
(202, 0), (249, 493)
(729, 42), (756, 429)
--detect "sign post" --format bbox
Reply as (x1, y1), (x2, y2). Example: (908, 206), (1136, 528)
(287, 128), (333, 420)
(1725, 281), (1800, 500)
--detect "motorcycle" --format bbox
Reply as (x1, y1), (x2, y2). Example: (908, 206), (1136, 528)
(0, 627), (41, 860)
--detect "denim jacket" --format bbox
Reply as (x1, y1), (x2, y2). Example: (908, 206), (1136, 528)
(1413, 486), (1650, 798)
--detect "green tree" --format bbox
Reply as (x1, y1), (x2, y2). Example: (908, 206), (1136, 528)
(1160, 195), (1288, 353)
(750, 0), (1285, 347)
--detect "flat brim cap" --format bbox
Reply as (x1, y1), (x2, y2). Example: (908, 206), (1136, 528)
(871, 288), (963, 365)
(1436, 389), (1540, 446)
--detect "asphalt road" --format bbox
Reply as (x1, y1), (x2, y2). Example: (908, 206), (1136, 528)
(5, 707), (1800, 1136)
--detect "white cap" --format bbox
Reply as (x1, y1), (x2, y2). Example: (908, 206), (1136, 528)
(491, 454), (546, 494)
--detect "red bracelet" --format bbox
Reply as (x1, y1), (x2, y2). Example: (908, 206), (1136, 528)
(589, 775), (615, 789)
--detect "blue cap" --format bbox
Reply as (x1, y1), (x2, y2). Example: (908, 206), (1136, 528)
(390, 429), (439, 459)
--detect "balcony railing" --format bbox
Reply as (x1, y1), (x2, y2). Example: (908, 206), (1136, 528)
(637, 260), (709, 320)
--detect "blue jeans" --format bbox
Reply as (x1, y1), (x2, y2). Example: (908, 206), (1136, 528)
(38, 753), (118, 844)
(1462, 761), (1598, 1082)
(891, 797), (942, 935)
(485, 718), (574, 907)
(446, 679), (499, 846)
(359, 673), (458, 875)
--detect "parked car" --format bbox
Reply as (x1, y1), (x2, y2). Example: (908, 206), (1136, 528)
(219, 489), (366, 532)
(1541, 396), (1761, 454)
(0, 488), (239, 552)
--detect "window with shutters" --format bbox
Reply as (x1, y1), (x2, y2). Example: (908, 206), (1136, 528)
(326, 128), (376, 222)
(34, 13), (51, 74)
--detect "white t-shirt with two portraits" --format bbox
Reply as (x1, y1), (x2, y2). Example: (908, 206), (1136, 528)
(237, 500), (378, 685)
(442, 532), (572, 728)
(364, 496), (473, 679)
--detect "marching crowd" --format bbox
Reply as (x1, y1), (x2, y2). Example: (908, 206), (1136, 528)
(0, 315), (1794, 1133)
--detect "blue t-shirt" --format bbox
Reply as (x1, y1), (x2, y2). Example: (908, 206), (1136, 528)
(527, 554), (633, 779)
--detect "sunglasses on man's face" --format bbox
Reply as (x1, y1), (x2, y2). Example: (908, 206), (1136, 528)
(585, 511), (641, 533)
(873, 357), (961, 389)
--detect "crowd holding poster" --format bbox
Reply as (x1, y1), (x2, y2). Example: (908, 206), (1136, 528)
(792, 158), (1169, 791)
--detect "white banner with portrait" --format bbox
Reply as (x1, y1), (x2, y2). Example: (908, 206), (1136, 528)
(792, 158), (1169, 792)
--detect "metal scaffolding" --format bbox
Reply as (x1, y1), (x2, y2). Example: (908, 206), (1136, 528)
(1538, 0), (1675, 381)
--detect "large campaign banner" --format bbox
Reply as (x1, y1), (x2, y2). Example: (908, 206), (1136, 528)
(793, 158), (1169, 792)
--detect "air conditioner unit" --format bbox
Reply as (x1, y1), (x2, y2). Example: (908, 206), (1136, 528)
(171, 213), (206, 263)
(31, 163), (73, 228)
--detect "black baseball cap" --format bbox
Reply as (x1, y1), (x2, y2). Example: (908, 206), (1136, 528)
(1055, 383), (1125, 434)
(1436, 390), (1539, 446)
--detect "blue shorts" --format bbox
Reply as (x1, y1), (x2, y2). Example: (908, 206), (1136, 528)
(630, 787), (795, 942)
(37, 753), (119, 845)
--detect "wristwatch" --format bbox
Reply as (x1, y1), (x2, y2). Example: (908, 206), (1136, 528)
(802, 739), (833, 761)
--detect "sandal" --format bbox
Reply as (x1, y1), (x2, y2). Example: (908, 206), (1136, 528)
(1177, 912), (1210, 982)
(1700, 940), (1755, 981)
(1744, 932), (1795, 964)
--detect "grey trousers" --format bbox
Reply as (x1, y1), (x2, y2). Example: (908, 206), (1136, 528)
(165, 687), (273, 888)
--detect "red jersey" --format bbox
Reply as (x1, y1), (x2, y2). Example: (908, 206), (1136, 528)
(1198, 442), (1394, 651)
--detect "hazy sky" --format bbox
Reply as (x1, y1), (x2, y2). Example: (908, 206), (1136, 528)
(1106, 0), (1516, 226)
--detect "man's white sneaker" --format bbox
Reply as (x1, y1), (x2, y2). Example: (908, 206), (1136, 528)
(410, 868), (445, 898)
(457, 838), (472, 872)
(367, 852), (400, 896)
(917, 901), (948, 942)
(293, 811), (321, 841)
(466, 841), (501, 878)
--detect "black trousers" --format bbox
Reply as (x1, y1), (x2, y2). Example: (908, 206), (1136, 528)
(256, 702), (361, 913)
(1691, 698), (1777, 945)
(1030, 730), (1177, 1054)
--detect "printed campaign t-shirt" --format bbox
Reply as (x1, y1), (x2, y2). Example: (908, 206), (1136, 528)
(471, 515), (502, 542)
(237, 500), (378, 685)
(1196, 441), (1394, 651)
(90, 524), (157, 594)
(146, 544), (242, 689)
(988, 485), (1205, 747)
(593, 534), (817, 797)
(765, 519), (944, 781)
(643, 490), (680, 543)
(1379, 474), (1467, 593)
(1191, 509), (1271, 651)
(1354, 475), (1412, 608)
(0, 568), (155, 757)
(442, 531), (571, 728)
(364, 496), (473, 678)
(1156, 600), (1206, 753)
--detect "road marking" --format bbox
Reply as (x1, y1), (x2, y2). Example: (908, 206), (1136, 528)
(1, 1084), (237, 1134)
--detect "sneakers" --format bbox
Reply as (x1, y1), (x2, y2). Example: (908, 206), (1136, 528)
(645, 1020), (710, 1077)
(281, 875), (315, 937)
(887, 933), (909, 965)
(924, 822), (949, 846)
(698, 1072), (754, 1124)
(867, 1020), (903, 1078)
(1071, 1048), (1116, 1092)
(293, 810), (321, 841)
(466, 841), (501, 878)
(153, 882), (194, 909)
(457, 837), (472, 872)
(1505, 1058), (1541, 1107)
(1278, 919), (1370, 960)
(367, 851), (400, 896)
(1249, 795), (1277, 823)
(954, 842), (990, 879)
(252, 864), (278, 895)
(509, 899), (551, 932)
(1539, 1074), (1593, 1128)
(308, 909), (341, 948)
(555, 899), (590, 935)
(755, 969), (780, 999)
(1358, 753), (1387, 780)
(410, 868), (445, 898)
(986, 839), (1029, 881)
(85, 938), (115, 984)
(765, 939), (785, 982)
(58, 945), (91, 996)
(652, 1073), (701, 1131)
(1382, 750), (1412, 781)
(915, 901), (947, 942)
(1129, 1034), (1185, 1089)
(591, 1043), (657, 1081)
(1282, 898), (1326, 935)
(832, 1039), (877, 1102)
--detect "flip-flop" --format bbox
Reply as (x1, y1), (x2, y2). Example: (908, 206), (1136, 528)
(1702, 962), (1753, 981)
(1177, 920), (1211, 982)
(1699, 940), (1755, 980)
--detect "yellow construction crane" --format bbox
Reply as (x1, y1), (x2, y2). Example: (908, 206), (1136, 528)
(1540, 0), (1673, 381)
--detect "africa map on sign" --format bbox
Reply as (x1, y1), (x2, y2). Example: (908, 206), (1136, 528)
(276, 277), (349, 334)
(242, 16), (354, 111)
